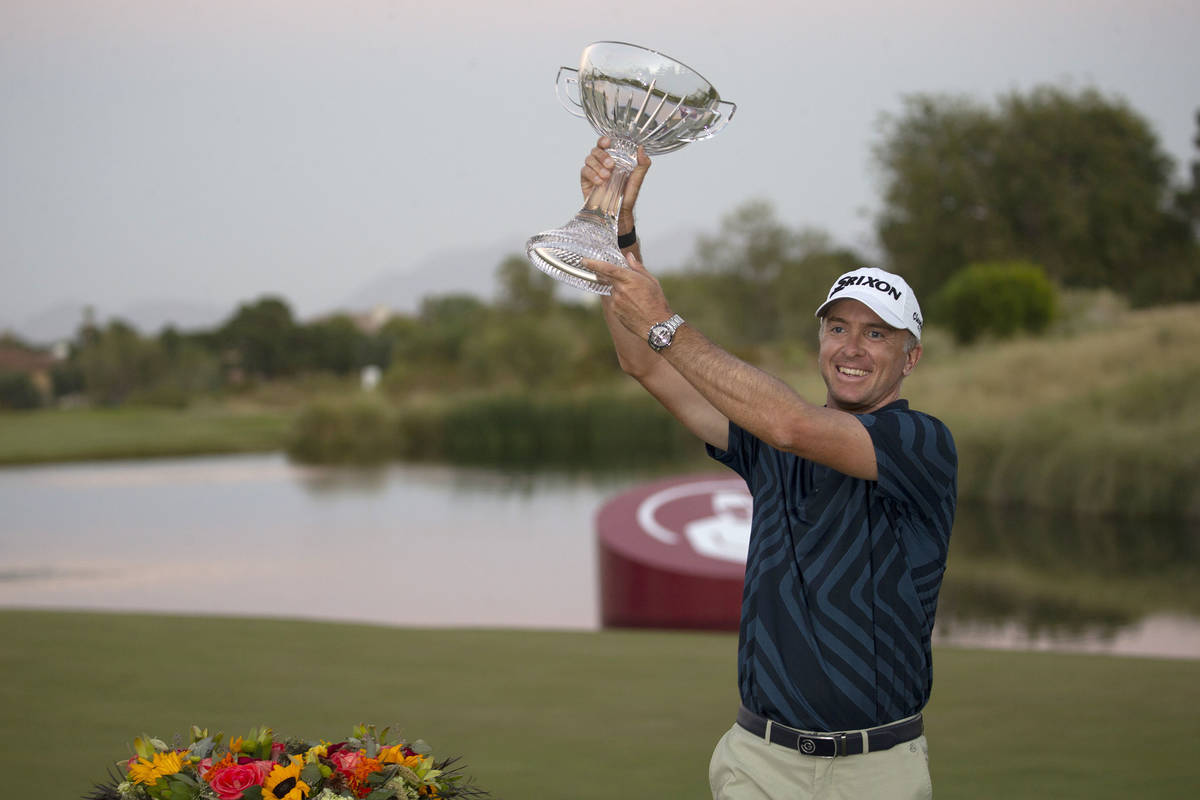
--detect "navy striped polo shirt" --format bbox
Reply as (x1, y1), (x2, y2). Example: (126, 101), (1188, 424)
(707, 399), (957, 732)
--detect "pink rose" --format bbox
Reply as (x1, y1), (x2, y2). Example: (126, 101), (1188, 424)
(207, 762), (267, 800)
(330, 749), (364, 775)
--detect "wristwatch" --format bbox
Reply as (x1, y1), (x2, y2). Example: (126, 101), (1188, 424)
(647, 314), (685, 352)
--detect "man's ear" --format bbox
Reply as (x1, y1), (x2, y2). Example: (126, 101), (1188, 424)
(902, 344), (923, 376)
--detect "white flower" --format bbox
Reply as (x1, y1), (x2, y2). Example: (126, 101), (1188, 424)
(310, 790), (357, 800)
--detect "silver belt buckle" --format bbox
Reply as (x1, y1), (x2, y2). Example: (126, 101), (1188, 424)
(798, 732), (840, 758)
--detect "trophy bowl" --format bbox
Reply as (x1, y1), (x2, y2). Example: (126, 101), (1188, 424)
(526, 42), (736, 294)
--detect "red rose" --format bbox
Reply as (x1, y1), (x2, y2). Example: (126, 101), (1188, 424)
(330, 750), (361, 769)
(207, 762), (266, 800)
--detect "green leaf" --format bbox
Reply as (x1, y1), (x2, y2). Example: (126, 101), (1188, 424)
(162, 776), (201, 800)
(300, 762), (323, 787)
(186, 736), (215, 761)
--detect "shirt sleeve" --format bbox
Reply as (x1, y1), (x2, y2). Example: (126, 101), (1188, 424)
(859, 408), (958, 520)
(706, 420), (758, 483)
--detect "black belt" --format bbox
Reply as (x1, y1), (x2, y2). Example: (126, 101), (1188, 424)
(736, 705), (923, 758)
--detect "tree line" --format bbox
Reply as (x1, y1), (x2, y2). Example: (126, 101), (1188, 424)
(2, 85), (1198, 411)
(875, 88), (1199, 305)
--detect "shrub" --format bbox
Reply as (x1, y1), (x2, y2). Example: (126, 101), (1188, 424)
(0, 372), (41, 410)
(933, 260), (1058, 344)
(287, 397), (396, 464)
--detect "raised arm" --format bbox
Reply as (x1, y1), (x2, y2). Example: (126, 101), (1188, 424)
(580, 138), (731, 450)
(586, 253), (880, 480)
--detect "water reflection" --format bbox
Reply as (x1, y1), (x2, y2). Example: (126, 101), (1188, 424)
(934, 503), (1200, 657)
(1, 454), (1197, 658)
(947, 502), (1200, 580)
(0, 454), (638, 631)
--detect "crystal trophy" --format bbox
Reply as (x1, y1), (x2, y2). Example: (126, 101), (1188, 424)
(526, 41), (736, 294)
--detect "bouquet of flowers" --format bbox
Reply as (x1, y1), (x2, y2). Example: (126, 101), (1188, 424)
(84, 724), (492, 800)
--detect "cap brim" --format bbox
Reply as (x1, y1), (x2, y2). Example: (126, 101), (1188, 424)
(815, 292), (917, 338)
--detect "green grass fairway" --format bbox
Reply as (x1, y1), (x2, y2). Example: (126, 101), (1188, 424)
(2, 611), (1196, 799)
(0, 406), (292, 464)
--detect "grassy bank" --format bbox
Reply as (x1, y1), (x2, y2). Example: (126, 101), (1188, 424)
(1, 610), (1195, 799)
(0, 405), (293, 465)
(909, 302), (1200, 518)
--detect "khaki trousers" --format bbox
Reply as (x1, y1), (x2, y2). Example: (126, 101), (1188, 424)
(709, 722), (933, 800)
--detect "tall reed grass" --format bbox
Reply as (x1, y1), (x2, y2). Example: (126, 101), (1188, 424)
(287, 387), (702, 470)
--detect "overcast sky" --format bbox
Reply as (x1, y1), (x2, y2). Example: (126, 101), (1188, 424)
(3, 0), (1198, 337)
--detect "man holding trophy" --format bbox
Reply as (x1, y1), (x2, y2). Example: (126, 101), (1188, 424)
(529, 42), (956, 800)
(580, 137), (955, 800)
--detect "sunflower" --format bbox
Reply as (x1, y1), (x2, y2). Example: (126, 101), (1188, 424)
(127, 750), (184, 786)
(262, 755), (311, 800)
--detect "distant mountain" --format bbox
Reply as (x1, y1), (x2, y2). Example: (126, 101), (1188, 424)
(4, 229), (704, 344)
(339, 239), (521, 314)
(338, 228), (701, 315)
(114, 299), (230, 335)
(5, 298), (228, 345)
(3, 302), (87, 345)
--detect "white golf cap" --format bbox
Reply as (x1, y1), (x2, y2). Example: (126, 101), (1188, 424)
(814, 267), (924, 340)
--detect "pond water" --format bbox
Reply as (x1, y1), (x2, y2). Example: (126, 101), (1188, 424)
(2, 453), (1197, 659)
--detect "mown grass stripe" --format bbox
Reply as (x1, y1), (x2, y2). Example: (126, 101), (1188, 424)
(2, 610), (1196, 799)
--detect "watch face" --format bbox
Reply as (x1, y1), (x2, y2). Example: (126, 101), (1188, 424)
(649, 324), (671, 350)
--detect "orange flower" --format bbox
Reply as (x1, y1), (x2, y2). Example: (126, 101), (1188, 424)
(331, 751), (385, 798)
(203, 753), (237, 781)
(351, 755), (384, 790)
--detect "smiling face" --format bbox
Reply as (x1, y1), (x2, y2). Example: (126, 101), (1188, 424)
(817, 298), (922, 414)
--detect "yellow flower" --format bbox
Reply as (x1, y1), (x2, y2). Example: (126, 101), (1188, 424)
(127, 750), (185, 785)
(262, 755), (311, 800)
(379, 745), (425, 770)
(230, 736), (245, 754)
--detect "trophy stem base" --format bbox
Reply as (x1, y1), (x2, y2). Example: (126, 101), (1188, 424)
(526, 213), (627, 295)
